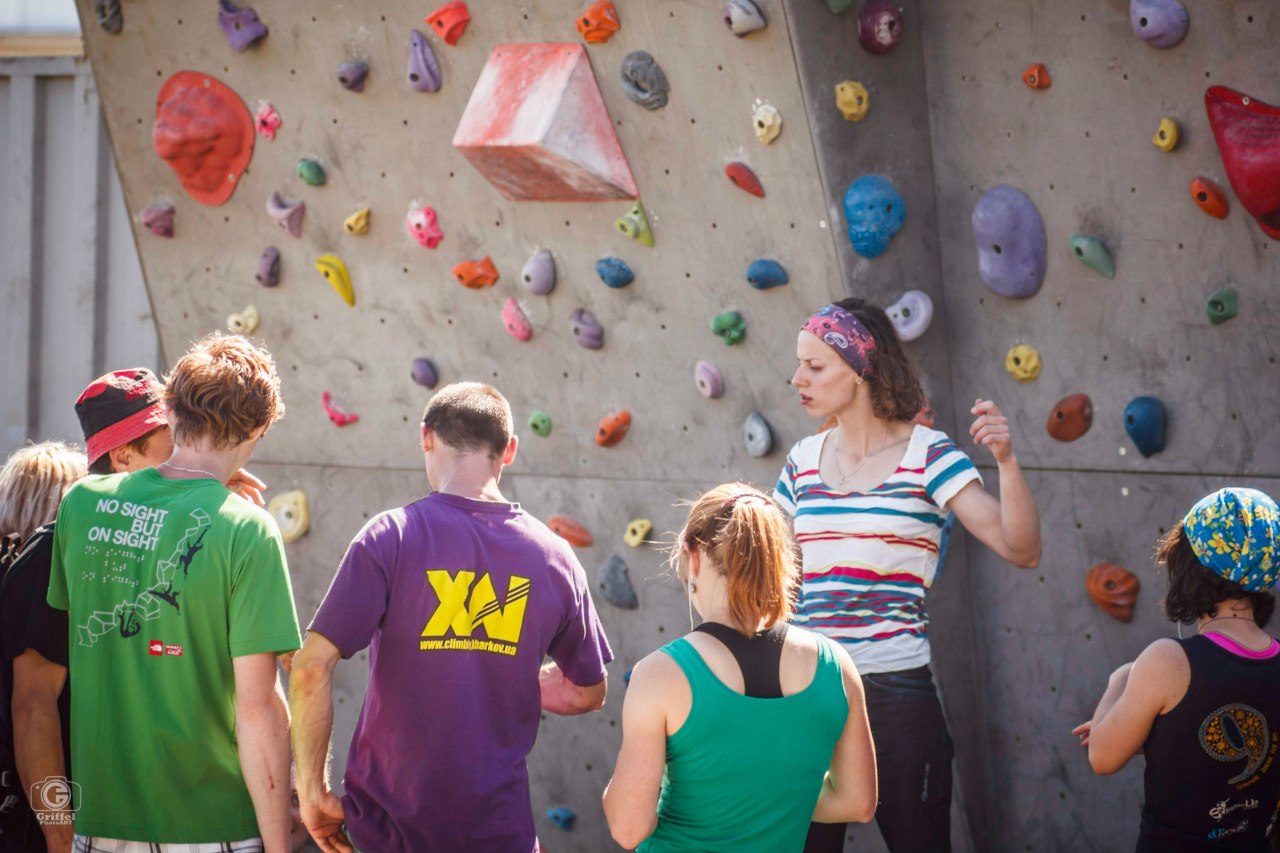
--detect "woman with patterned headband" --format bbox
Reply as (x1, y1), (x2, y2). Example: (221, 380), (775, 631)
(777, 298), (1042, 853)
(1077, 487), (1280, 853)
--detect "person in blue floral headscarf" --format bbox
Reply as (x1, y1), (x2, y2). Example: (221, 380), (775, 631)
(1075, 487), (1280, 853)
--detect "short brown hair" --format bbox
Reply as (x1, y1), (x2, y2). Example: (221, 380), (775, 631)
(0, 441), (87, 544)
(833, 297), (925, 421)
(1158, 524), (1275, 628)
(88, 424), (167, 475)
(164, 333), (284, 450)
(421, 382), (512, 459)
(674, 483), (799, 634)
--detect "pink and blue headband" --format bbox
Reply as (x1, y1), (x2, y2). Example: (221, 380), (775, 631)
(802, 304), (878, 379)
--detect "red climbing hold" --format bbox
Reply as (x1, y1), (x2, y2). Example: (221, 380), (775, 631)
(152, 71), (255, 206)
(1189, 177), (1229, 220)
(576, 0), (620, 44)
(548, 516), (593, 547)
(596, 410), (631, 447)
(1022, 63), (1050, 90)
(725, 162), (765, 198)
(426, 1), (470, 46)
(321, 391), (359, 427)
(1206, 86), (1280, 239)
(453, 43), (637, 201)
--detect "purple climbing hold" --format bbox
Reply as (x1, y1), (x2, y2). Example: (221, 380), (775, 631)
(140, 202), (175, 238)
(571, 308), (605, 350)
(971, 185), (1047, 299)
(858, 0), (903, 54)
(267, 191), (305, 238)
(337, 61), (370, 92)
(256, 246), (280, 286)
(411, 357), (439, 388)
(522, 249), (556, 295)
(218, 0), (268, 52)
(408, 29), (442, 93)
(694, 361), (724, 398)
(1130, 0), (1189, 49)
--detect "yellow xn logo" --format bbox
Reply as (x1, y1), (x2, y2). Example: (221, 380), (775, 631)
(422, 570), (530, 643)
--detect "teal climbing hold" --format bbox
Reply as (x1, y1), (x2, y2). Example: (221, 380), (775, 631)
(297, 158), (327, 187)
(1206, 288), (1238, 325)
(546, 807), (576, 831)
(1068, 235), (1114, 279)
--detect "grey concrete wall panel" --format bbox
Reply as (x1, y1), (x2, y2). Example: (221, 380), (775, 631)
(1, 57), (158, 452)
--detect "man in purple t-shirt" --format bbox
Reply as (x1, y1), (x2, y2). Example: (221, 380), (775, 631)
(290, 382), (613, 853)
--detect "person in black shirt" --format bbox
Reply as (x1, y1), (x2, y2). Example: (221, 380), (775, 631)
(1076, 487), (1280, 853)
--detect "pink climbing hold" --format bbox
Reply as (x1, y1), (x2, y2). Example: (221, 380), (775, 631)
(267, 191), (305, 237)
(503, 297), (533, 342)
(453, 43), (638, 201)
(1206, 86), (1280, 240)
(406, 206), (443, 248)
(321, 391), (359, 427)
(140, 202), (175, 237)
(255, 102), (281, 140)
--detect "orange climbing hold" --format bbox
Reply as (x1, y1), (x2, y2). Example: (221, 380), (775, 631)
(1086, 562), (1140, 623)
(548, 515), (593, 547)
(453, 256), (499, 288)
(596, 410), (632, 447)
(576, 0), (620, 43)
(725, 162), (765, 198)
(425, 0), (470, 45)
(1022, 63), (1050, 90)
(1190, 177), (1229, 219)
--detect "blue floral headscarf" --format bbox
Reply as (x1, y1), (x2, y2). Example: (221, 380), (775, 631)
(1184, 488), (1280, 592)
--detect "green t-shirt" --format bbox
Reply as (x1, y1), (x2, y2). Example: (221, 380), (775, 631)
(47, 468), (301, 842)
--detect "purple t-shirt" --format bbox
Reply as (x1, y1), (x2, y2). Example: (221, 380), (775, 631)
(309, 492), (613, 853)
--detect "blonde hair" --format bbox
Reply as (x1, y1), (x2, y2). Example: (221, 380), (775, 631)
(673, 482), (799, 634)
(164, 333), (285, 449)
(0, 441), (88, 545)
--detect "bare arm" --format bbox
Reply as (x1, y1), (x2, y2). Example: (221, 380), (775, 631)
(540, 661), (607, 715)
(233, 652), (293, 853)
(603, 654), (671, 849)
(813, 648), (878, 824)
(288, 632), (351, 853)
(12, 649), (71, 853)
(947, 399), (1042, 568)
(1086, 640), (1188, 775)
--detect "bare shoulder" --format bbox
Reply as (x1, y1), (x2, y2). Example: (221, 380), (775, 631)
(627, 647), (688, 698)
(1135, 637), (1189, 672)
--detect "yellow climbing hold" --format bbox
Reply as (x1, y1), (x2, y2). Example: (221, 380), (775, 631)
(344, 206), (371, 235)
(624, 518), (653, 548)
(1004, 344), (1042, 382)
(1152, 117), (1179, 152)
(316, 254), (355, 306)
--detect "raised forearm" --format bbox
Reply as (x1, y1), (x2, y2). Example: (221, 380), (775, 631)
(996, 454), (1041, 567)
(236, 692), (293, 853)
(539, 662), (606, 715)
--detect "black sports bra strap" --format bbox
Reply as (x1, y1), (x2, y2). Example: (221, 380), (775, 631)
(693, 621), (789, 698)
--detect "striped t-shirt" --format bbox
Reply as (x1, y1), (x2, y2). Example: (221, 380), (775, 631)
(773, 425), (981, 674)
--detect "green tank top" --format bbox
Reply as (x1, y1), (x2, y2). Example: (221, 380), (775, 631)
(637, 631), (849, 853)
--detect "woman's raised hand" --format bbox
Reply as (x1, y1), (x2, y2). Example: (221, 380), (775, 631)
(969, 399), (1014, 464)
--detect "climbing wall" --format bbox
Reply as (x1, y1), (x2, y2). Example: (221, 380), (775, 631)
(73, 0), (1280, 850)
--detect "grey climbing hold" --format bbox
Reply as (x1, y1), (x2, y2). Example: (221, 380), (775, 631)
(743, 411), (773, 457)
(598, 554), (639, 609)
(337, 61), (370, 92)
(95, 0), (122, 33)
(621, 51), (670, 110)
(522, 249), (557, 295)
(723, 0), (766, 36)
(256, 246), (280, 286)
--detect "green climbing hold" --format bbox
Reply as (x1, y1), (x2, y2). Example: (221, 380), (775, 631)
(824, 0), (854, 12)
(297, 158), (327, 187)
(1206, 288), (1238, 325)
(710, 310), (747, 346)
(528, 410), (552, 437)
(615, 200), (654, 247)
(1068, 235), (1114, 280)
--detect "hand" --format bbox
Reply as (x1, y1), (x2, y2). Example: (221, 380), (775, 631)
(1071, 721), (1092, 746)
(300, 791), (351, 853)
(226, 468), (267, 506)
(969, 399), (1014, 464)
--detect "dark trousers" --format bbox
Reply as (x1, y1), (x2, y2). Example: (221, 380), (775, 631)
(805, 665), (954, 853)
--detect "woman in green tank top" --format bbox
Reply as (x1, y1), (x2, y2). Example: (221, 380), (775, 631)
(604, 483), (878, 852)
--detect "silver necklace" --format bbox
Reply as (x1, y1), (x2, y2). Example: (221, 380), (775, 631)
(831, 430), (893, 484)
(161, 461), (221, 481)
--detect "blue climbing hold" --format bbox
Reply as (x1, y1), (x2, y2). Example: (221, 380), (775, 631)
(596, 257), (635, 288)
(624, 668), (633, 686)
(843, 175), (907, 258)
(746, 259), (789, 290)
(1124, 396), (1167, 458)
(546, 807), (576, 832)
(598, 554), (639, 609)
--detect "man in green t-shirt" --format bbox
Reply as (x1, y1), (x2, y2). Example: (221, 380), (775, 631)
(47, 334), (300, 852)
